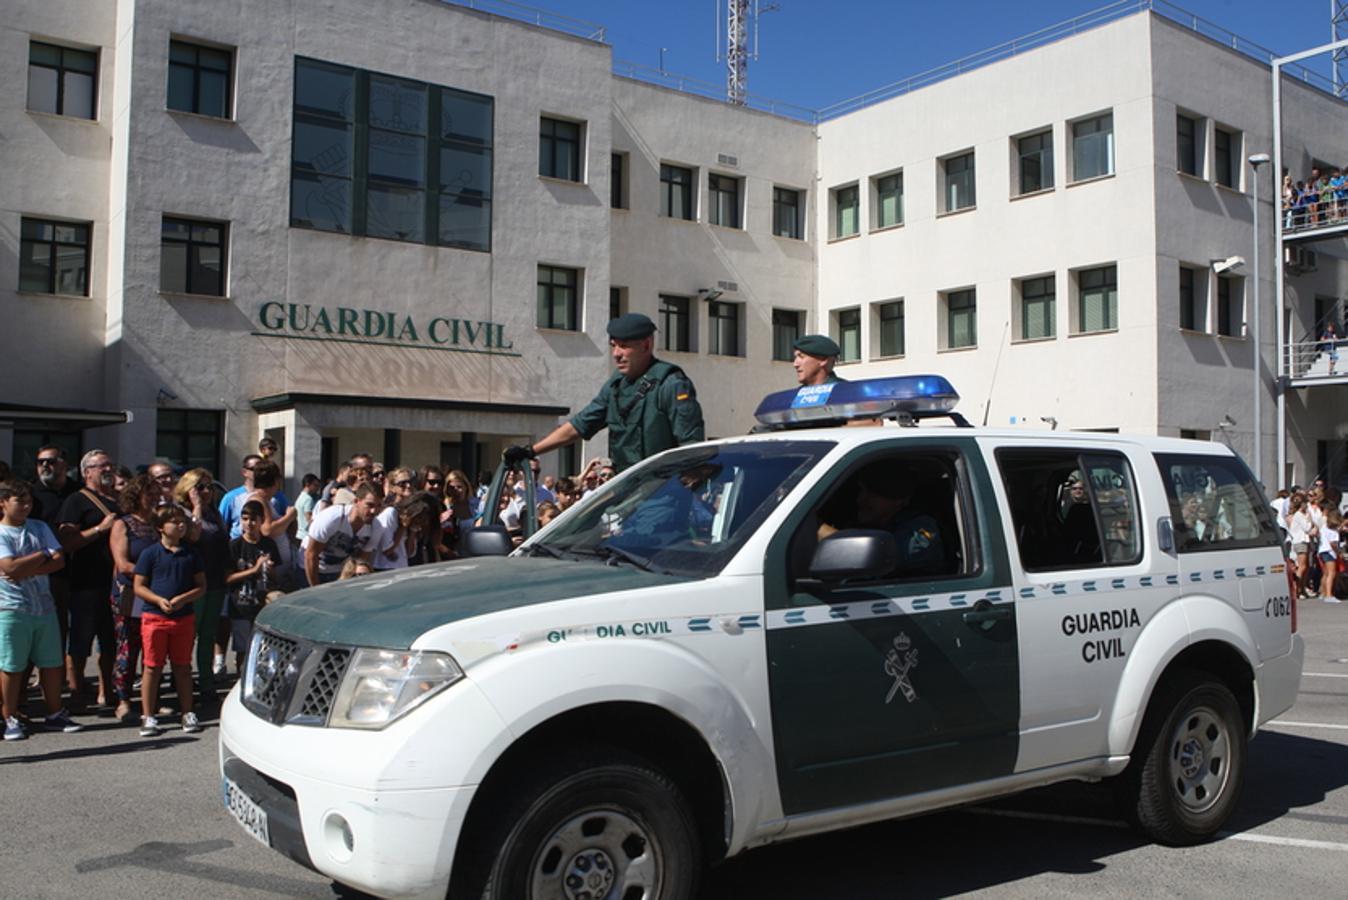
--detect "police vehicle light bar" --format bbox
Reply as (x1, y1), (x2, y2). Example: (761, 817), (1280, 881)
(753, 375), (962, 428)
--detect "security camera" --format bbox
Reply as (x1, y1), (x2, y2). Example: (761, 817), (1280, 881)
(1211, 256), (1246, 275)
(697, 288), (724, 302)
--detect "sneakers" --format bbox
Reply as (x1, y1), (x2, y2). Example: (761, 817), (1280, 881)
(43, 709), (83, 734)
(212, 655), (227, 677)
(182, 712), (202, 733)
(139, 715), (161, 737)
(1324, 596), (1342, 604)
(3, 716), (26, 742)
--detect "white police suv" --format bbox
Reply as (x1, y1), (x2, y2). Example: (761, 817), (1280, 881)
(219, 375), (1304, 900)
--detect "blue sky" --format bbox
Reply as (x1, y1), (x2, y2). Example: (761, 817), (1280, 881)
(538, 0), (1347, 110)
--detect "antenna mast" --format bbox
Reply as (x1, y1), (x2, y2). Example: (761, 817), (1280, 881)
(719, 0), (777, 105)
(1335, 0), (1348, 96)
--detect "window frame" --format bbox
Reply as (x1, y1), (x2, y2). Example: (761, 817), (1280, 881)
(1071, 112), (1115, 182)
(660, 164), (695, 220)
(874, 171), (904, 229)
(18, 217), (92, 297)
(539, 115), (583, 182)
(832, 183), (860, 239)
(1074, 264), (1118, 335)
(1016, 274), (1056, 341)
(1213, 125), (1240, 189)
(944, 288), (977, 349)
(289, 57), (494, 252)
(940, 151), (976, 213)
(536, 264), (580, 331)
(610, 152), (627, 209)
(1016, 129), (1054, 195)
(27, 40), (97, 120)
(708, 173), (742, 229)
(1178, 264), (1206, 332)
(155, 409), (223, 476)
(1216, 275), (1243, 337)
(1176, 112), (1200, 177)
(875, 299), (906, 358)
(772, 308), (802, 361)
(773, 187), (802, 239)
(835, 307), (861, 362)
(659, 294), (692, 352)
(160, 215), (228, 297)
(708, 300), (741, 356)
(167, 38), (233, 119)
(1155, 452), (1281, 553)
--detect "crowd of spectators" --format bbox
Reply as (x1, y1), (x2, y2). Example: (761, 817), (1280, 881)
(0, 439), (617, 741)
(1272, 478), (1346, 602)
(1283, 168), (1348, 231)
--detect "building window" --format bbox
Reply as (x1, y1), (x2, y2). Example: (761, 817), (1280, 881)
(19, 218), (90, 296)
(944, 289), (977, 349)
(877, 300), (905, 357)
(832, 184), (859, 238)
(1072, 113), (1114, 181)
(1177, 113), (1200, 176)
(1018, 275), (1055, 340)
(1179, 265), (1205, 331)
(875, 172), (903, 229)
(1017, 130), (1054, 194)
(708, 301), (740, 356)
(773, 187), (802, 239)
(941, 152), (976, 212)
(709, 174), (741, 228)
(1076, 265), (1118, 333)
(536, 265), (579, 331)
(660, 164), (694, 220)
(156, 409), (221, 475)
(772, 309), (802, 361)
(609, 286), (625, 320)
(1216, 276), (1243, 337)
(27, 41), (96, 120)
(611, 152), (627, 208)
(659, 295), (691, 352)
(539, 116), (582, 182)
(167, 40), (232, 118)
(161, 217), (226, 296)
(836, 307), (861, 362)
(290, 58), (493, 252)
(1214, 126), (1239, 189)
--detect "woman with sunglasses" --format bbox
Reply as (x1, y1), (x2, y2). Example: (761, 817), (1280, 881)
(442, 471), (476, 555)
(373, 469), (417, 570)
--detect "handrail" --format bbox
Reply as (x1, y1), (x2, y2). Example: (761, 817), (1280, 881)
(440, 0), (606, 42)
(1285, 337), (1343, 379)
(611, 61), (818, 123)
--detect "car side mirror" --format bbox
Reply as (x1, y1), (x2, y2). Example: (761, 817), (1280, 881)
(462, 525), (513, 558)
(808, 530), (898, 582)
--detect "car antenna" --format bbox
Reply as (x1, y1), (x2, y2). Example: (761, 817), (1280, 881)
(981, 318), (1011, 426)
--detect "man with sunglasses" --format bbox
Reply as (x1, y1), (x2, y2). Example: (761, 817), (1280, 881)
(30, 447), (78, 526)
(219, 454), (291, 540)
(55, 450), (120, 706)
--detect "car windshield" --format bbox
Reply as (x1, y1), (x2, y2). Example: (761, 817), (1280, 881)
(529, 441), (832, 578)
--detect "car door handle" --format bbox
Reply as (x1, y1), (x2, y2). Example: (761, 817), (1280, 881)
(962, 603), (1012, 626)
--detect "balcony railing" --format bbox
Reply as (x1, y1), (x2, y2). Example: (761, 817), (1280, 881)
(1286, 338), (1344, 380)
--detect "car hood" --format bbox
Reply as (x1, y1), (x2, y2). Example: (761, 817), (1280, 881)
(256, 556), (691, 649)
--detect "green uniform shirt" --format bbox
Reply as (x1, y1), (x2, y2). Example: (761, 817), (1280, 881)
(570, 360), (706, 472)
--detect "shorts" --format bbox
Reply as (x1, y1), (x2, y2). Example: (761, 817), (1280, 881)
(230, 616), (257, 654)
(1320, 551), (1338, 565)
(140, 614), (196, 668)
(68, 586), (115, 657)
(0, 610), (64, 672)
(1292, 542), (1310, 555)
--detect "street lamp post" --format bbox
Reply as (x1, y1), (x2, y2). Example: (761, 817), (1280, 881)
(1249, 152), (1270, 488)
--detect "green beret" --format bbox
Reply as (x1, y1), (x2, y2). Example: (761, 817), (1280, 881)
(607, 313), (657, 341)
(792, 334), (840, 358)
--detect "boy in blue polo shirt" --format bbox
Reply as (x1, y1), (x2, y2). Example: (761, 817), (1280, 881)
(133, 505), (205, 735)
(0, 480), (83, 740)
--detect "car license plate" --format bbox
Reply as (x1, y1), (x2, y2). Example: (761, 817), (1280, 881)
(223, 776), (271, 847)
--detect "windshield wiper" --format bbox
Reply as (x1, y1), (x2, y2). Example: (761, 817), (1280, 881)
(524, 542), (576, 561)
(591, 542), (664, 573)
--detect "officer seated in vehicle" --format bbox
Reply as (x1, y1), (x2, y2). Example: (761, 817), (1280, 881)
(818, 464), (945, 577)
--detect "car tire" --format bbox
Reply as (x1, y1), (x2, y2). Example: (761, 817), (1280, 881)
(1120, 670), (1247, 846)
(460, 746), (701, 900)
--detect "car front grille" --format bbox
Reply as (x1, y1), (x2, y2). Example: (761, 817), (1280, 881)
(242, 628), (353, 727)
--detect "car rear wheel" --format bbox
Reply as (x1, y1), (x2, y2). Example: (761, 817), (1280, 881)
(463, 747), (701, 900)
(1121, 671), (1247, 845)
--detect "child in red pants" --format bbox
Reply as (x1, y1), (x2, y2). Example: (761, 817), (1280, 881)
(132, 506), (204, 735)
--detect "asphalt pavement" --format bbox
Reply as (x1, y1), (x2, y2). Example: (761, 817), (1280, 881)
(2, 601), (1345, 899)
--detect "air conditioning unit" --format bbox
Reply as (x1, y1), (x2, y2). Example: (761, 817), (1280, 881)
(1284, 245), (1319, 273)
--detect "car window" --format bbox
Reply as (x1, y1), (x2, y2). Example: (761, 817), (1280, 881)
(790, 449), (974, 584)
(1154, 453), (1280, 553)
(996, 448), (1142, 570)
(536, 441), (831, 578)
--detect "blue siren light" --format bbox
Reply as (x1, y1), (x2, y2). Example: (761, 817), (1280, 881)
(753, 375), (961, 428)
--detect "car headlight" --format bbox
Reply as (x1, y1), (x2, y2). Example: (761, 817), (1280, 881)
(329, 648), (464, 730)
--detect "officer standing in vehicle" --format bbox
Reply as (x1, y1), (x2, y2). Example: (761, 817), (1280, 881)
(792, 334), (846, 387)
(505, 313), (705, 473)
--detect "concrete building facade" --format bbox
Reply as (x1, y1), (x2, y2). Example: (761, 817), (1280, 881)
(2, 0), (1344, 489)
